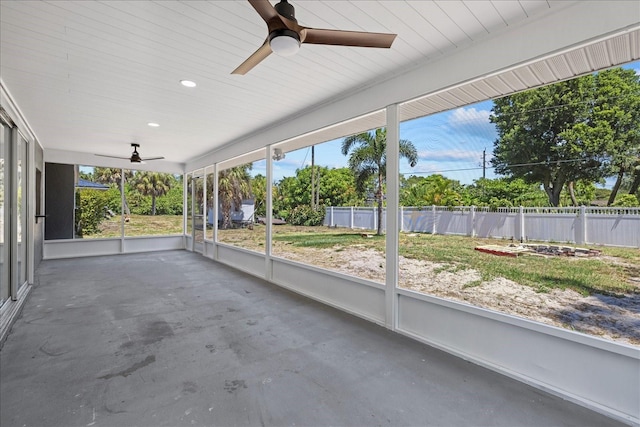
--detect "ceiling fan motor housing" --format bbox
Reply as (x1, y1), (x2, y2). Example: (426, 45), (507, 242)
(275, 0), (296, 21)
(130, 143), (142, 162)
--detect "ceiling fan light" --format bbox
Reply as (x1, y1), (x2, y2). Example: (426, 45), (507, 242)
(269, 29), (300, 57)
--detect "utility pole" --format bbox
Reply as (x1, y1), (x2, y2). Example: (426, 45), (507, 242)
(481, 148), (486, 198)
(482, 148), (486, 179)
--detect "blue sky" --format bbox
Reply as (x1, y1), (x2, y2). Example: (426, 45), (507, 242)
(260, 60), (640, 188)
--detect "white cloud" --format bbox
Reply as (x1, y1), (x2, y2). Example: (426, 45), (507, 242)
(446, 107), (497, 140)
(449, 107), (491, 126)
(418, 148), (482, 163)
(635, 68), (640, 76)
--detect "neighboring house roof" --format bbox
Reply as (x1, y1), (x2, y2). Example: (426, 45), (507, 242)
(77, 179), (109, 190)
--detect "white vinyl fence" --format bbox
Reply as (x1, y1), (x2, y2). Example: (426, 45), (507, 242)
(324, 206), (640, 248)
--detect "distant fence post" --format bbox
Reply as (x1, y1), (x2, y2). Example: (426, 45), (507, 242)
(330, 207), (334, 227)
(400, 206), (404, 232)
(350, 207), (354, 229)
(373, 206), (377, 231)
(432, 205), (437, 235)
(517, 206), (525, 242)
(576, 205), (587, 245)
(468, 205), (476, 237)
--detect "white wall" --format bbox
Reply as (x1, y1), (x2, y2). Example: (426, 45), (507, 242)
(44, 236), (184, 259)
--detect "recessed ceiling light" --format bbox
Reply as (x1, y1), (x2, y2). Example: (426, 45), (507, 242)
(180, 80), (196, 88)
(148, 122), (160, 127)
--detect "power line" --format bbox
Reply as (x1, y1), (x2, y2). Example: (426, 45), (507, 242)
(493, 92), (640, 119)
(400, 157), (587, 175)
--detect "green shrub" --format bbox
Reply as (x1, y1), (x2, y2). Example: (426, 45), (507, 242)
(287, 205), (325, 226)
(155, 185), (183, 215)
(76, 189), (110, 236)
(612, 194), (640, 207)
(104, 187), (122, 214)
(127, 190), (152, 215)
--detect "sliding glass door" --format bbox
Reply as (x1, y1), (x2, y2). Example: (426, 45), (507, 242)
(0, 114), (30, 307)
(0, 121), (8, 306)
(16, 132), (28, 292)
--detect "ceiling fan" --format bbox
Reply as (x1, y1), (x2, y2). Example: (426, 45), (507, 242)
(95, 143), (164, 163)
(232, 0), (397, 75)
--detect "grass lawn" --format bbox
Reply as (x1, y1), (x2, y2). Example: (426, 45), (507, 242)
(88, 220), (639, 297)
(262, 225), (638, 297)
(397, 233), (638, 296)
(84, 214), (184, 238)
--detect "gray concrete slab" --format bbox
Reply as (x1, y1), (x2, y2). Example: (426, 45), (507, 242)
(0, 250), (625, 427)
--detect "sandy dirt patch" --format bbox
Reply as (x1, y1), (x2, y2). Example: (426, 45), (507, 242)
(273, 245), (640, 346)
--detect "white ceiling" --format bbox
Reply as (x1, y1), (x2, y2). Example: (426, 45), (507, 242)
(1, 1), (639, 171)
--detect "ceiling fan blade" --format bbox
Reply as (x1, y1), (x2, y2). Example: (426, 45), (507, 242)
(301, 27), (396, 48)
(248, 0), (280, 23)
(95, 154), (130, 160)
(141, 156), (165, 161)
(231, 40), (272, 75)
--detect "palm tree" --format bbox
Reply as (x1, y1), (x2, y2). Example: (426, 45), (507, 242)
(218, 164), (252, 229)
(94, 167), (133, 215)
(131, 171), (173, 215)
(341, 128), (418, 235)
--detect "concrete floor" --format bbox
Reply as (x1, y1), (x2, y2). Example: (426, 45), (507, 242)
(0, 250), (625, 427)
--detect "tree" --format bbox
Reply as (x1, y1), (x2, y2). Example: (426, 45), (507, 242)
(490, 66), (640, 207)
(272, 166), (362, 223)
(562, 179), (597, 207)
(79, 170), (93, 181)
(218, 164), (252, 229)
(491, 76), (606, 206)
(130, 171), (173, 215)
(154, 178), (183, 215)
(400, 175), (463, 207)
(94, 167), (133, 215)
(627, 165), (640, 197)
(341, 128), (417, 235)
(251, 174), (267, 217)
(588, 68), (640, 205)
(462, 177), (548, 207)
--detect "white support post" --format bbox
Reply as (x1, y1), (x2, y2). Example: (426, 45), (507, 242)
(120, 168), (126, 253)
(212, 165), (219, 259)
(400, 206), (404, 233)
(182, 172), (186, 249)
(385, 104), (400, 331)
(202, 168), (208, 249)
(265, 146), (274, 280)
